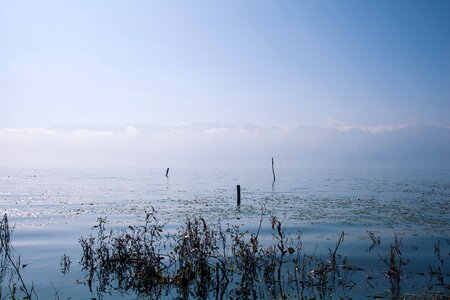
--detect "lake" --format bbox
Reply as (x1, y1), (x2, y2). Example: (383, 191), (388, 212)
(1, 168), (449, 299)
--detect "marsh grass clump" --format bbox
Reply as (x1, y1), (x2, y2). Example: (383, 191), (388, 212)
(80, 209), (168, 296)
(78, 210), (358, 299)
(1, 214), (37, 300)
(0, 215), (11, 254)
(173, 217), (225, 299)
(383, 235), (409, 298)
(78, 210), (450, 299)
(0, 214), (10, 291)
(427, 240), (449, 290)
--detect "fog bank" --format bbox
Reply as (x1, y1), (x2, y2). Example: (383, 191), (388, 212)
(1, 123), (449, 169)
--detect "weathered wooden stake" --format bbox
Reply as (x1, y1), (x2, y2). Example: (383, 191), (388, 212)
(272, 157), (276, 182)
(236, 185), (241, 206)
(165, 168), (170, 177)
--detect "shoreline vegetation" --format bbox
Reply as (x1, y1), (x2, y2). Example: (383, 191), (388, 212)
(1, 211), (449, 299)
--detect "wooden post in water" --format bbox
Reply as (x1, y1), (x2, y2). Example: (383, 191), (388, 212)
(236, 185), (241, 206)
(272, 157), (276, 182)
(165, 168), (170, 177)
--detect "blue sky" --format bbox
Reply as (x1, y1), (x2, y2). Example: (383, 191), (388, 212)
(1, 1), (450, 168)
(1, 0), (449, 128)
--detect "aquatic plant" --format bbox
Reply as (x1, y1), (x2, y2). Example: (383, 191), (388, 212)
(78, 210), (450, 299)
(60, 254), (71, 275)
(383, 235), (408, 298)
(367, 230), (381, 252)
(0, 214), (37, 300)
(1, 211), (449, 299)
(80, 208), (170, 297)
(0, 215), (10, 254)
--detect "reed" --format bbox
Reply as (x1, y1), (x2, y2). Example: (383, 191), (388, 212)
(1, 212), (448, 299)
(77, 210), (450, 299)
(382, 235), (412, 299)
(0, 214), (11, 255)
(1, 214), (37, 300)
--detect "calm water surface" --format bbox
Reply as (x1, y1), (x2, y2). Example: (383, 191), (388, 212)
(1, 168), (449, 298)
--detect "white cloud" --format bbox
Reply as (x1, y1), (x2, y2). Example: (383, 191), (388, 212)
(326, 118), (346, 127)
(0, 128), (56, 136)
(125, 126), (139, 136)
(325, 119), (411, 134)
(0, 123), (449, 169)
(69, 129), (114, 138)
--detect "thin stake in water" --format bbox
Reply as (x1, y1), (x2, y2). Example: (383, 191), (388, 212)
(237, 185), (241, 206)
(272, 157), (276, 182)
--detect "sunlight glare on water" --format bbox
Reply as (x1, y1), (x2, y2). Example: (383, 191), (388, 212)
(0, 168), (449, 299)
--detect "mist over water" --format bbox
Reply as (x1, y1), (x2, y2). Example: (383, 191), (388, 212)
(1, 123), (449, 169)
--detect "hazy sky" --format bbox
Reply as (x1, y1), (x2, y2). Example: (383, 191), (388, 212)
(1, 1), (449, 169)
(1, 0), (449, 128)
